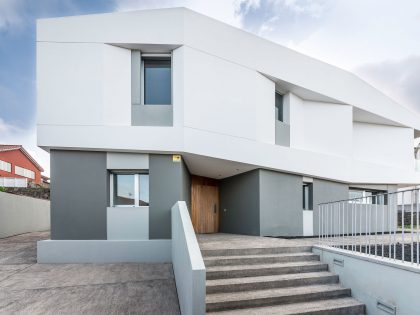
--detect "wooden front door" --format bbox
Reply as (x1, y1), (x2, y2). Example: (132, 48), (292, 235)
(191, 176), (219, 233)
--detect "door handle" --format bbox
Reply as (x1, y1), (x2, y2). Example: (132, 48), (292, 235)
(214, 204), (217, 214)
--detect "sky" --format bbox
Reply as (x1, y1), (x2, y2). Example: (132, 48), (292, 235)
(1, 0), (420, 176)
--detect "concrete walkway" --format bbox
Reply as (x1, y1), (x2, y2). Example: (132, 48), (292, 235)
(0, 232), (180, 315)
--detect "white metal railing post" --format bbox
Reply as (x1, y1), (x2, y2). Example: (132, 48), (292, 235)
(402, 191), (405, 263)
(411, 190), (414, 264)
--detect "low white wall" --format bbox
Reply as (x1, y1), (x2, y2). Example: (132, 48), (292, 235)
(0, 192), (50, 238)
(303, 210), (313, 236)
(37, 239), (171, 263)
(314, 246), (420, 315)
(171, 201), (206, 315)
(107, 207), (149, 240)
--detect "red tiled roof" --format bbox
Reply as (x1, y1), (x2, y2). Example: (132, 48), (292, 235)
(0, 145), (44, 172)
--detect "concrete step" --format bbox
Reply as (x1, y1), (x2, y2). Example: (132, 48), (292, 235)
(206, 271), (338, 294)
(207, 296), (365, 314)
(206, 284), (351, 312)
(202, 246), (313, 257)
(204, 252), (319, 267)
(206, 261), (328, 280)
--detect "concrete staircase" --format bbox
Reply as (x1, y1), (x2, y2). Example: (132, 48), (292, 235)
(202, 245), (365, 314)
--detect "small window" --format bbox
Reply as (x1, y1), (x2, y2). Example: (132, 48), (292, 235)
(143, 58), (171, 105)
(0, 160), (11, 172)
(275, 92), (284, 122)
(112, 173), (149, 207)
(303, 183), (313, 210)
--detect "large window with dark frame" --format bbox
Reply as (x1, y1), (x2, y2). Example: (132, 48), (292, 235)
(143, 57), (171, 105)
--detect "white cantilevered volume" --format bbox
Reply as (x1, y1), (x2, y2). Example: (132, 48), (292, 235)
(317, 189), (420, 267)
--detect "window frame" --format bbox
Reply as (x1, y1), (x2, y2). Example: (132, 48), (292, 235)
(302, 182), (313, 210)
(275, 91), (284, 122)
(110, 172), (149, 207)
(14, 165), (35, 179)
(0, 160), (11, 173)
(140, 53), (172, 106)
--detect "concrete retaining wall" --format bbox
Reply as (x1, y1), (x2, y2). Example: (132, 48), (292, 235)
(314, 246), (420, 315)
(0, 191), (50, 238)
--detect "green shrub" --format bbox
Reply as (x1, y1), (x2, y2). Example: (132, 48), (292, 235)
(0, 187), (6, 192)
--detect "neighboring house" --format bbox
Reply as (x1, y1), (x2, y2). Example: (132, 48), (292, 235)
(36, 8), (420, 260)
(0, 145), (44, 187)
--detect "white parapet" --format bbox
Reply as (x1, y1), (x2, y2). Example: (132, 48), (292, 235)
(171, 201), (206, 315)
(37, 239), (171, 263)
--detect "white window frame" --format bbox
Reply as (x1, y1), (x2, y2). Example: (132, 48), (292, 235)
(110, 172), (149, 207)
(14, 165), (35, 179)
(0, 160), (11, 172)
(140, 53), (173, 106)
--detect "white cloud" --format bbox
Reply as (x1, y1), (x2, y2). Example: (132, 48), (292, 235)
(0, 0), (25, 32)
(0, 119), (50, 176)
(355, 55), (420, 113)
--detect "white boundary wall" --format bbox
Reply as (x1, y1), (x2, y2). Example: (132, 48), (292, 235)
(314, 246), (420, 315)
(0, 192), (50, 238)
(172, 201), (206, 315)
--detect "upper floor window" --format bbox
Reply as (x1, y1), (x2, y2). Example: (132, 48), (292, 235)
(0, 160), (11, 172)
(111, 172), (149, 207)
(143, 57), (171, 105)
(275, 92), (284, 122)
(15, 166), (35, 179)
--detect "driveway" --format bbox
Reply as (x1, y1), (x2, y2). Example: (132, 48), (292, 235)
(0, 232), (180, 315)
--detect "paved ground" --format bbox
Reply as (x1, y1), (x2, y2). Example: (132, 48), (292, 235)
(0, 232), (180, 315)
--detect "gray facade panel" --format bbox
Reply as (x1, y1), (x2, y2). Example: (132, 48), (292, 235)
(275, 120), (290, 147)
(50, 150), (108, 240)
(149, 155), (190, 239)
(312, 179), (349, 236)
(259, 170), (303, 237)
(132, 105), (173, 126)
(219, 170), (260, 236)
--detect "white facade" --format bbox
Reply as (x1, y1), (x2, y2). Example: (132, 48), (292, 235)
(37, 8), (420, 186)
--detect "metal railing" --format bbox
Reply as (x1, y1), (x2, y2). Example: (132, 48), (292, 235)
(317, 188), (420, 267)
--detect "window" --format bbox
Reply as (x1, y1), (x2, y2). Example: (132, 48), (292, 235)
(15, 166), (35, 179)
(143, 58), (171, 105)
(111, 173), (149, 207)
(0, 160), (11, 172)
(349, 188), (387, 205)
(303, 183), (313, 210)
(275, 92), (284, 122)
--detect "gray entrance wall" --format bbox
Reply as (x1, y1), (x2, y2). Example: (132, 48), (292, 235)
(219, 170), (260, 236)
(149, 155), (190, 239)
(312, 179), (349, 236)
(219, 169), (351, 237)
(259, 170), (303, 237)
(50, 150), (109, 240)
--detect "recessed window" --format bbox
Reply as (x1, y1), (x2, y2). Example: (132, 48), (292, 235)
(0, 160), (11, 172)
(143, 58), (171, 105)
(275, 92), (284, 122)
(111, 173), (149, 207)
(15, 166), (35, 179)
(303, 183), (313, 210)
(349, 188), (387, 205)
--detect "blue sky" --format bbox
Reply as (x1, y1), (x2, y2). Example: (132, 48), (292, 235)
(1, 0), (420, 175)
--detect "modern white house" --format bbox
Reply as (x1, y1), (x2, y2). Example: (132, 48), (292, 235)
(36, 7), (420, 258)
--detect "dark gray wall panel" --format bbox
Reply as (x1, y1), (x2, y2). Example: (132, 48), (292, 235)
(219, 170), (260, 236)
(259, 170), (303, 237)
(149, 155), (190, 239)
(50, 150), (108, 240)
(312, 179), (349, 236)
